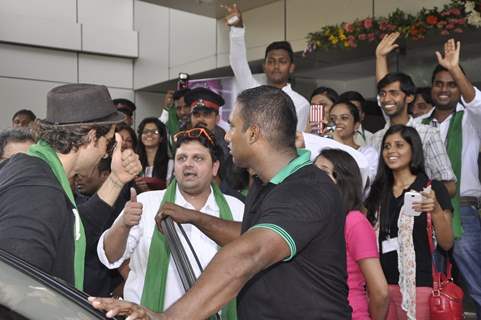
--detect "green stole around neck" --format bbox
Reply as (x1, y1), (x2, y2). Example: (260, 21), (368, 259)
(27, 140), (86, 290)
(140, 179), (237, 319)
(423, 110), (464, 238)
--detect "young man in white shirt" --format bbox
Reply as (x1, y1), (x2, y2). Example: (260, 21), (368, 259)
(97, 127), (244, 311)
(224, 3), (310, 132)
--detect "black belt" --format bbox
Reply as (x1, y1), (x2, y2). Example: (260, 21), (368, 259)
(459, 196), (481, 209)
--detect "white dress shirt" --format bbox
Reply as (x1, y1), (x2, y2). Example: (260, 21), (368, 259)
(302, 132), (370, 189)
(415, 87), (481, 197)
(98, 185), (244, 308)
(229, 27), (310, 131)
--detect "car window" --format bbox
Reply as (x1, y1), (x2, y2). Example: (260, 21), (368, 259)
(0, 259), (102, 320)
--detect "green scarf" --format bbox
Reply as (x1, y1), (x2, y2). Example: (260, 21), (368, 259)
(165, 106), (179, 136)
(141, 179), (237, 319)
(423, 111), (464, 238)
(27, 140), (86, 290)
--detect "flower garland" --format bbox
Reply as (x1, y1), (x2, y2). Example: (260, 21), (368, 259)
(304, 0), (481, 55)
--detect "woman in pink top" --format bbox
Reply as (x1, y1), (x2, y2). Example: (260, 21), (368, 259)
(315, 149), (388, 319)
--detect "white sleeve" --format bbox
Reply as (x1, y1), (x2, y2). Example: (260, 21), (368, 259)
(303, 132), (369, 188)
(229, 27), (260, 90)
(462, 86), (481, 138)
(159, 109), (169, 124)
(97, 211), (142, 269)
(224, 195), (245, 222)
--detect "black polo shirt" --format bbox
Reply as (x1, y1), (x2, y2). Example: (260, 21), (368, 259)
(379, 173), (452, 287)
(237, 151), (351, 319)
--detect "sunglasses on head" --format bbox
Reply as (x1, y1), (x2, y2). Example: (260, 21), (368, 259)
(173, 127), (215, 146)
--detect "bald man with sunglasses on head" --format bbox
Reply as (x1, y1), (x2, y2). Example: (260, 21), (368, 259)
(97, 127), (244, 316)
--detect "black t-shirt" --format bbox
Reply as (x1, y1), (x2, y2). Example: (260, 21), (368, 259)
(237, 164), (351, 320)
(379, 174), (452, 287)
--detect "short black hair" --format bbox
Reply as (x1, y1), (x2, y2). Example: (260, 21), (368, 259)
(173, 88), (191, 101)
(377, 72), (416, 96)
(0, 128), (35, 159)
(310, 86), (339, 104)
(339, 91), (366, 112)
(236, 85), (297, 152)
(174, 126), (223, 163)
(415, 87), (433, 105)
(113, 98), (136, 111)
(315, 149), (363, 213)
(12, 109), (36, 122)
(330, 101), (361, 123)
(265, 41), (294, 63)
(431, 64), (466, 84)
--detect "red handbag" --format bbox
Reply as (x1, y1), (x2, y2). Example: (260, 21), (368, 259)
(427, 212), (464, 319)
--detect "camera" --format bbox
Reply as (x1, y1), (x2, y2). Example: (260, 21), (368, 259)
(177, 72), (189, 90)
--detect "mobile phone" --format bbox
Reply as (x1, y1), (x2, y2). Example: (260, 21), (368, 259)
(403, 191), (422, 216)
(309, 104), (324, 135)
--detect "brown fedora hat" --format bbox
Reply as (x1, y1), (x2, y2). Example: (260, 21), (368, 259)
(44, 83), (125, 126)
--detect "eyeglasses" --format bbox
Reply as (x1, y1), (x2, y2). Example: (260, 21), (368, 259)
(173, 127), (215, 146)
(142, 129), (160, 135)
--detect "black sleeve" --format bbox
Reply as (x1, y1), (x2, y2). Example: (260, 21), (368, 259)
(253, 180), (339, 259)
(431, 180), (453, 212)
(0, 185), (69, 274)
(78, 194), (114, 251)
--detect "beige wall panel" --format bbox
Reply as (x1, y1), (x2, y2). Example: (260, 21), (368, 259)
(375, 0), (451, 17)
(0, 13), (81, 51)
(0, 78), (59, 130)
(133, 1), (170, 90)
(170, 10), (216, 70)
(286, 0), (372, 52)
(78, 54), (133, 89)
(217, 18), (229, 56)
(82, 24), (138, 58)
(315, 76), (377, 98)
(134, 91), (163, 127)
(169, 56), (217, 79)
(242, 1), (284, 60)
(217, 53), (230, 68)
(0, 0), (76, 22)
(78, 0), (134, 30)
(0, 43), (77, 83)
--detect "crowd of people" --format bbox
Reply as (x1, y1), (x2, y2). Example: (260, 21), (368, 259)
(0, 4), (480, 320)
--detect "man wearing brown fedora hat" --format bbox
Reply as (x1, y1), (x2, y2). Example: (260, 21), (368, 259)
(0, 83), (142, 291)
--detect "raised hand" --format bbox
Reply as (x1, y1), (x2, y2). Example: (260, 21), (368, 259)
(111, 133), (142, 184)
(222, 3), (243, 28)
(376, 32), (400, 58)
(88, 297), (161, 320)
(435, 38), (460, 71)
(121, 188), (143, 228)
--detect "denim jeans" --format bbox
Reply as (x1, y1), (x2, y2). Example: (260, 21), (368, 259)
(453, 205), (481, 319)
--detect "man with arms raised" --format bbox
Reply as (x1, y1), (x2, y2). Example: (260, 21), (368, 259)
(90, 85), (350, 319)
(224, 4), (309, 131)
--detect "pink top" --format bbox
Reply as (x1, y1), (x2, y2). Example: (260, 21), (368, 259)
(345, 210), (379, 320)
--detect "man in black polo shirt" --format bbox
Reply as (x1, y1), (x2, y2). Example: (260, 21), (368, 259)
(90, 85), (351, 319)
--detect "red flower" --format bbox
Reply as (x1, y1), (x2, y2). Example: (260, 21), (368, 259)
(446, 23), (455, 30)
(367, 32), (376, 41)
(450, 8), (461, 16)
(426, 15), (439, 25)
(358, 33), (367, 41)
(454, 28), (463, 33)
(363, 18), (373, 29)
(441, 30), (450, 36)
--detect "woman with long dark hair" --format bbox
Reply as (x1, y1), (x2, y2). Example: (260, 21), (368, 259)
(315, 149), (388, 320)
(365, 125), (453, 319)
(135, 117), (170, 192)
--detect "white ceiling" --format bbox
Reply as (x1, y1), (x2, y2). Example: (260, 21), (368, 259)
(140, 0), (279, 18)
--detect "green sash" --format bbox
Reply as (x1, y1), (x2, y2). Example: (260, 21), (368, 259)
(28, 140), (86, 290)
(423, 111), (464, 238)
(165, 107), (179, 136)
(140, 179), (237, 319)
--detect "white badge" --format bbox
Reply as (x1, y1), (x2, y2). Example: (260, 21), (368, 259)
(381, 237), (399, 254)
